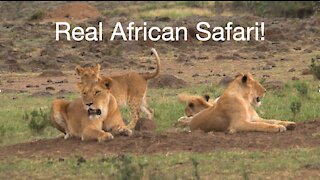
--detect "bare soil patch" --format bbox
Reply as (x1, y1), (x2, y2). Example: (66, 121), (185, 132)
(0, 120), (319, 159)
(42, 2), (102, 22)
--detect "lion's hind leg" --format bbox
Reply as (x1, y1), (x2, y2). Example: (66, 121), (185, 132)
(127, 98), (142, 130)
(51, 99), (70, 138)
(140, 98), (153, 120)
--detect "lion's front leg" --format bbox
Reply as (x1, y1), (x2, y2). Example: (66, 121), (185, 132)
(82, 127), (114, 142)
(253, 118), (296, 130)
(174, 116), (192, 128)
(229, 120), (286, 133)
(51, 99), (70, 136)
(112, 125), (133, 136)
(250, 108), (296, 130)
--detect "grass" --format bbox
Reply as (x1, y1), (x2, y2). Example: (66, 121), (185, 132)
(0, 148), (319, 179)
(101, 1), (316, 20)
(1, 80), (320, 145)
(0, 80), (320, 178)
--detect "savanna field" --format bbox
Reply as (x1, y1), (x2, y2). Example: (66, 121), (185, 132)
(0, 1), (320, 179)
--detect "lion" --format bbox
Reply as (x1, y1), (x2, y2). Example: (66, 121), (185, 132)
(176, 73), (296, 133)
(75, 48), (160, 130)
(51, 77), (132, 142)
(178, 93), (216, 117)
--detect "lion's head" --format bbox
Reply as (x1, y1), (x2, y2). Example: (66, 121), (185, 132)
(77, 77), (113, 119)
(178, 93), (212, 117)
(233, 73), (266, 107)
(75, 64), (101, 84)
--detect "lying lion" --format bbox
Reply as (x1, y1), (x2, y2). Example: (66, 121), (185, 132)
(51, 77), (132, 142)
(75, 48), (160, 130)
(177, 73), (296, 133)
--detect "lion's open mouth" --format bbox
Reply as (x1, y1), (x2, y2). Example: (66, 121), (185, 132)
(88, 108), (101, 116)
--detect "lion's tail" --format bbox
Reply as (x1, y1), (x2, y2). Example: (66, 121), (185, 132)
(140, 48), (161, 80)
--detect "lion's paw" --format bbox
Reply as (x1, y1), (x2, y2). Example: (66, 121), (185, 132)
(119, 127), (133, 136)
(285, 122), (296, 131)
(64, 133), (70, 139)
(98, 133), (114, 142)
(278, 125), (286, 133)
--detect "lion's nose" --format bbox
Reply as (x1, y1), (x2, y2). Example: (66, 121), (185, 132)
(86, 103), (93, 107)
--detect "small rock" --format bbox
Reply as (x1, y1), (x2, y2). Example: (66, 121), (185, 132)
(316, 55), (320, 59)
(288, 68), (296, 72)
(263, 65), (273, 70)
(301, 69), (312, 75)
(292, 76), (299, 81)
(304, 49), (312, 53)
(26, 84), (39, 88)
(293, 47), (301, 50)
(176, 54), (189, 63)
(218, 76), (233, 87)
(197, 56), (209, 60)
(192, 73), (199, 77)
(266, 61), (276, 67)
(46, 86), (55, 91)
(264, 81), (285, 91)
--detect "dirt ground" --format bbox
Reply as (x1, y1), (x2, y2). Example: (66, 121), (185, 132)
(0, 120), (319, 159)
(0, 2), (320, 162)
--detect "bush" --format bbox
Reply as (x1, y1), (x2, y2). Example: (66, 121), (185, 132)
(23, 109), (50, 134)
(110, 155), (148, 180)
(310, 58), (320, 80)
(29, 10), (45, 21)
(232, 2), (315, 18)
(290, 101), (302, 119)
(294, 82), (308, 97)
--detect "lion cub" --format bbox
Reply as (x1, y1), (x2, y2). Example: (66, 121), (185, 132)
(177, 73), (296, 133)
(75, 48), (161, 130)
(51, 78), (132, 142)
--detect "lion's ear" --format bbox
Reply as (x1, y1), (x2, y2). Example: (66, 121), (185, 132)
(242, 74), (248, 84)
(203, 94), (210, 102)
(94, 64), (101, 74)
(188, 102), (194, 109)
(99, 77), (113, 90)
(76, 82), (83, 91)
(75, 65), (84, 75)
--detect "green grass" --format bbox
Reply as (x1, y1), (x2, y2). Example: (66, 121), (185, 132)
(1, 80), (320, 145)
(0, 148), (319, 179)
(101, 1), (316, 19)
(0, 80), (320, 179)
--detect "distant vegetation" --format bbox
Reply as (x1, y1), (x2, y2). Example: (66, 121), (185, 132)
(103, 1), (317, 19)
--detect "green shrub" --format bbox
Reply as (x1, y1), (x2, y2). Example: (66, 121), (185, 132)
(110, 155), (148, 180)
(310, 58), (320, 80)
(29, 10), (45, 21)
(290, 101), (302, 119)
(23, 109), (50, 134)
(294, 82), (308, 97)
(191, 158), (200, 180)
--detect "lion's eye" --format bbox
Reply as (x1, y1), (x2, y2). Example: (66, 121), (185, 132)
(95, 91), (100, 95)
(83, 92), (87, 95)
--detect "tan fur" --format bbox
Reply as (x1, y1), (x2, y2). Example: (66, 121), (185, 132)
(178, 93), (214, 117)
(177, 73), (296, 133)
(75, 48), (161, 130)
(51, 78), (132, 142)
